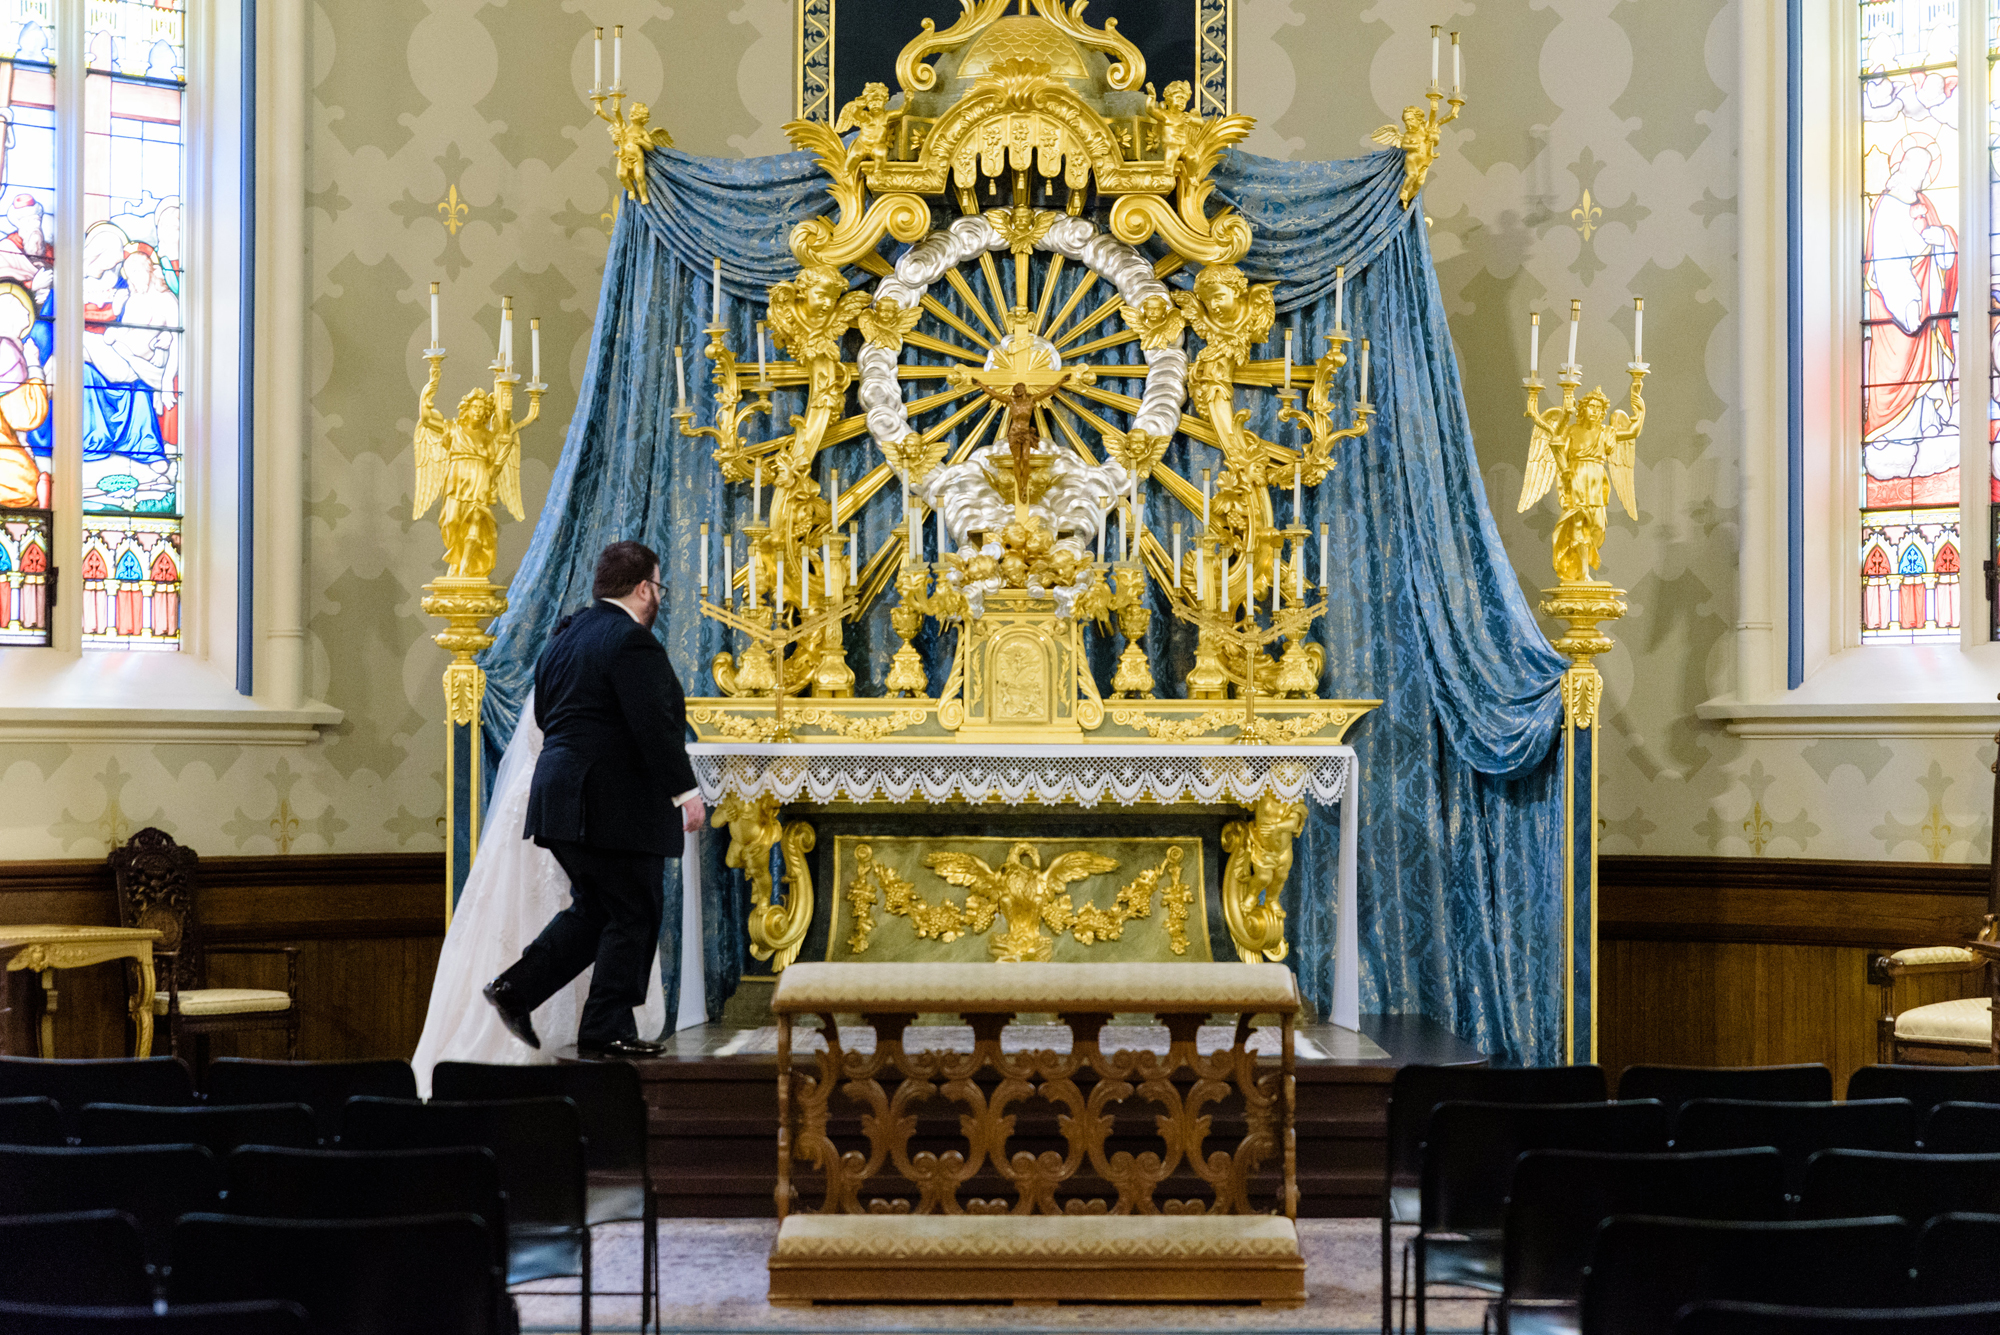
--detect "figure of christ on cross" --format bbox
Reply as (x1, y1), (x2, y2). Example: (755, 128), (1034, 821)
(955, 307), (1093, 523)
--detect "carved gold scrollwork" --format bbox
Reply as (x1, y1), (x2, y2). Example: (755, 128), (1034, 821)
(713, 793), (817, 971)
(1219, 792), (1306, 964)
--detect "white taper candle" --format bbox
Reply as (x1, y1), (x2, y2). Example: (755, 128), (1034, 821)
(1567, 298), (1580, 366)
(699, 522), (709, 594)
(674, 345), (686, 408)
(1529, 312), (1539, 378)
(1202, 469), (1212, 526)
(1283, 328), (1293, 391)
(1633, 296), (1644, 362)
(1295, 541), (1305, 599)
(757, 321), (768, 380)
(1172, 524), (1183, 586)
(1271, 548), (1280, 615)
(612, 24), (622, 89)
(1359, 338), (1370, 404)
(936, 502), (947, 560)
(712, 259), (722, 326)
(1096, 508), (1105, 563)
(829, 468), (839, 525)
(849, 524), (859, 584)
(1452, 31), (1461, 95)
(1334, 265), (1346, 332)
(1293, 464), (1302, 524)
(593, 26), (602, 92)
(1319, 523), (1329, 590)
(1431, 25), (1440, 85)
(723, 538), (733, 606)
(429, 281), (439, 347)
(500, 296), (513, 370)
(530, 318), (540, 382)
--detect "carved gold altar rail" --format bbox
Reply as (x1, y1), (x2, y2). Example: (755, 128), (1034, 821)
(767, 962), (1305, 1305)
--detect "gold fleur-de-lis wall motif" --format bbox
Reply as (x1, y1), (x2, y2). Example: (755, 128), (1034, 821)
(1571, 189), (1603, 241)
(437, 184), (470, 236)
(269, 799), (300, 855)
(1743, 799), (1773, 857)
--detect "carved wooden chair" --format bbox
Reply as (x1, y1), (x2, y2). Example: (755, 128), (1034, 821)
(1874, 917), (1997, 1066)
(108, 828), (299, 1062)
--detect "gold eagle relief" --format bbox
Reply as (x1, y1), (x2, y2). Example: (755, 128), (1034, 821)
(846, 841), (1192, 962)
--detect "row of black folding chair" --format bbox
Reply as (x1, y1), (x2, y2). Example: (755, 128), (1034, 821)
(0, 1056), (417, 1143)
(1581, 1212), (2000, 1335)
(1380, 1063), (1610, 1335)
(0, 1299), (307, 1334)
(430, 1061), (657, 1335)
(1677, 1302), (2000, 1335)
(0, 1208), (497, 1335)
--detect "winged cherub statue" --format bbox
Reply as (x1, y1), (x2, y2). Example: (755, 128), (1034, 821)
(1177, 263), (1276, 465)
(413, 363), (537, 579)
(606, 102), (673, 207)
(1518, 381), (1644, 584)
(833, 81), (894, 172)
(764, 264), (871, 496)
(1372, 104), (1444, 207)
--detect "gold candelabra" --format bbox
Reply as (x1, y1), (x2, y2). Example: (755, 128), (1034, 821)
(1517, 296), (1649, 728)
(1372, 26), (1466, 208)
(589, 25), (674, 209)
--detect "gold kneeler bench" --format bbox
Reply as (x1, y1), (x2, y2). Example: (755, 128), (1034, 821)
(767, 961), (1305, 1307)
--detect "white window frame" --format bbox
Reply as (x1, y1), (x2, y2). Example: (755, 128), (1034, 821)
(1701, 0), (2000, 738)
(0, 0), (335, 743)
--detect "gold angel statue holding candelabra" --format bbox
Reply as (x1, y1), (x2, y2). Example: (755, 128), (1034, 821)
(1373, 27), (1464, 207)
(1519, 381), (1643, 584)
(413, 315), (540, 580)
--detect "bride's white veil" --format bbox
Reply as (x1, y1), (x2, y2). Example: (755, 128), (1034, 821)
(410, 692), (666, 1095)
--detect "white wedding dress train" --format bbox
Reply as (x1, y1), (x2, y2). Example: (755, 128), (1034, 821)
(411, 693), (665, 1096)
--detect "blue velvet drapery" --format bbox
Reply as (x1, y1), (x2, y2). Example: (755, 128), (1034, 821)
(478, 144), (1568, 1063)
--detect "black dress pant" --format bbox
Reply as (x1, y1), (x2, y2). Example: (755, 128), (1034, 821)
(497, 840), (665, 1047)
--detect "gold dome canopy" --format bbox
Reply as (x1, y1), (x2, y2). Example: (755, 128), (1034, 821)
(955, 16), (1090, 80)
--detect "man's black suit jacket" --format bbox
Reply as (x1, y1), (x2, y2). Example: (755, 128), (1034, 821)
(525, 600), (699, 858)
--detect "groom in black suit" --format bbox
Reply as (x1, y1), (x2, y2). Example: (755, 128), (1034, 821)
(484, 540), (705, 1059)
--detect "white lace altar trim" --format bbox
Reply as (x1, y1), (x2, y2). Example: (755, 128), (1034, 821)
(687, 743), (1353, 808)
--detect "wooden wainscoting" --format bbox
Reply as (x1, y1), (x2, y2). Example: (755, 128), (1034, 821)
(1600, 856), (1990, 1093)
(0, 853), (445, 1062)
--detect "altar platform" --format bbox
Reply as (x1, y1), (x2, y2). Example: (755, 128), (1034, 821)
(571, 1012), (1483, 1221)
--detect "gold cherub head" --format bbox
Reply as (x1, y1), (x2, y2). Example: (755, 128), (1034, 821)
(1193, 262), (1247, 319)
(1163, 80), (1191, 111)
(1578, 388), (1610, 423)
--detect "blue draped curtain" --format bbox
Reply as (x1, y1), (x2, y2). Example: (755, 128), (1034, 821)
(478, 144), (1568, 1064)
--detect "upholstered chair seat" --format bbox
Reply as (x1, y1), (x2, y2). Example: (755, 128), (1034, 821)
(152, 988), (295, 1019)
(1876, 920), (1996, 1066)
(1895, 997), (1993, 1046)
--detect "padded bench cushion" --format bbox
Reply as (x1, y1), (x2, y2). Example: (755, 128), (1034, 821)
(153, 987), (292, 1017)
(1889, 946), (1981, 967)
(1895, 995), (1991, 1045)
(771, 962), (1299, 1015)
(771, 1212), (1300, 1262)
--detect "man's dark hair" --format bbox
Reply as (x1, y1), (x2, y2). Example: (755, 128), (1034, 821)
(592, 540), (660, 600)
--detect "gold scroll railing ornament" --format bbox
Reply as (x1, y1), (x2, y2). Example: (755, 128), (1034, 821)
(711, 792), (818, 972)
(412, 287), (542, 923)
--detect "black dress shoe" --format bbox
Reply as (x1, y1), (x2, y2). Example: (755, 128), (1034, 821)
(577, 1037), (666, 1060)
(482, 979), (540, 1050)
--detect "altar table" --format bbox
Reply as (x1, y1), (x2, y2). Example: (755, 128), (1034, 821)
(689, 743), (1361, 1026)
(766, 960), (1305, 1306)
(1, 925), (160, 1057)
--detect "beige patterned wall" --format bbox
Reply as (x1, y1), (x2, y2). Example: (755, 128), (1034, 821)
(3, 0), (1990, 868)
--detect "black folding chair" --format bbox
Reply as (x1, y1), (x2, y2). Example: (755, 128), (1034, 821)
(0, 1211), (151, 1308)
(1617, 1065), (1832, 1131)
(1925, 1102), (2000, 1154)
(432, 1061), (657, 1333)
(222, 1146), (510, 1293)
(1676, 1301), (2000, 1334)
(0, 1096), (62, 1146)
(1580, 1216), (1913, 1335)
(1797, 1150), (2000, 1221)
(170, 1213), (497, 1335)
(205, 1059), (417, 1144)
(0, 1145), (217, 1271)
(1915, 1212), (2000, 1305)
(1412, 1099), (1667, 1335)
(0, 1300), (308, 1334)
(1381, 1064), (1606, 1335)
(79, 1102), (317, 1155)
(1497, 1148), (1786, 1335)
(1848, 1064), (2000, 1114)
(0, 1059), (193, 1138)
(341, 1096), (591, 1335)
(1673, 1099), (1917, 1195)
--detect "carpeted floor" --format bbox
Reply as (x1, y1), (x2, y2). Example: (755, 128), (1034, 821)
(514, 1219), (1488, 1334)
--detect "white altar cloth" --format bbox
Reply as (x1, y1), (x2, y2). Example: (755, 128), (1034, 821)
(687, 742), (1361, 1029)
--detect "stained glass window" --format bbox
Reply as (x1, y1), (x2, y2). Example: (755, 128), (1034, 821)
(0, 1), (56, 646)
(81, 0), (182, 650)
(1861, 0), (1964, 642)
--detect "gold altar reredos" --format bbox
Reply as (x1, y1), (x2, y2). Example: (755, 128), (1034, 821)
(664, 1), (1453, 971)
